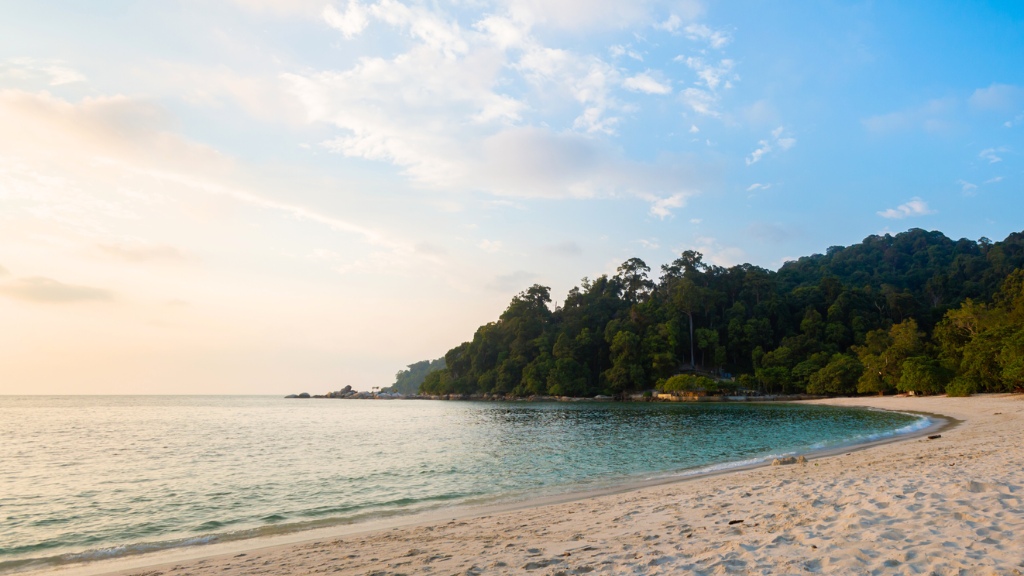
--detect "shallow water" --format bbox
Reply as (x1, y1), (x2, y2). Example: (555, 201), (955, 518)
(0, 396), (925, 573)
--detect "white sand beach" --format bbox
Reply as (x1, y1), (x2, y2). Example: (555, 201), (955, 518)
(80, 395), (1024, 576)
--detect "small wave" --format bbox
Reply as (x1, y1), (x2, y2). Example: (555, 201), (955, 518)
(657, 413), (931, 480)
(0, 492), (486, 576)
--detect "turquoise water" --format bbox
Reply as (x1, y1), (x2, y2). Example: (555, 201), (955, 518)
(0, 396), (926, 573)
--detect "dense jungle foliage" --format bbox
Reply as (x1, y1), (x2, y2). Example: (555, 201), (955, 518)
(385, 357), (446, 394)
(420, 228), (1024, 397)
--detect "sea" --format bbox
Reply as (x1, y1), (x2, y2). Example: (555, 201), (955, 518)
(0, 396), (929, 573)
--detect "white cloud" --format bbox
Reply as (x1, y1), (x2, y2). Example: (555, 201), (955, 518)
(654, 14), (681, 33)
(606, 42), (642, 61)
(0, 89), (420, 266)
(622, 71), (671, 95)
(968, 83), (1023, 111)
(0, 276), (113, 303)
(979, 148), (1002, 163)
(96, 243), (191, 263)
(688, 124), (699, 133)
(679, 87), (719, 117)
(226, 0), (328, 16)
(957, 179), (978, 195)
(746, 183), (769, 191)
(635, 238), (660, 249)
(861, 98), (955, 133)
(546, 241), (582, 256)
(487, 270), (537, 292)
(641, 192), (688, 219)
(493, 0), (703, 31)
(289, 8), (714, 204)
(689, 218), (701, 223)
(877, 197), (936, 219)
(677, 56), (735, 90)
(746, 140), (770, 165)
(323, 0), (369, 39)
(1, 58), (87, 86)
(746, 127), (795, 165)
(682, 24), (731, 48)
(478, 239), (505, 252)
(672, 54), (738, 117)
(984, 176), (1003, 184)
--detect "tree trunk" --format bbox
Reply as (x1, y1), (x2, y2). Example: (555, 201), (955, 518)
(688, 311), (695, 368)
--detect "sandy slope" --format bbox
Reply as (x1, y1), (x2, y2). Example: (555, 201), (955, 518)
(98, 395), (1024, 576)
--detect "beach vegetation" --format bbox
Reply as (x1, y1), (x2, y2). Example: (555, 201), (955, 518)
(417, 229), (1024, 397)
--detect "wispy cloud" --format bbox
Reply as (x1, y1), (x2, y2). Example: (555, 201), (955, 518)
(682, 24), (732, 49)
(979, 148), (1002, 163)
(676, 56), (735, 90)
(957, 180), (978, 195)
(653, 15), (681, 33)
(641, 192), (689, 219)
(622, 71), (671, 95)
(487, 270), (537, 292)
(968, 83), (1023, 111)
(862, 98), (955, 133)
(0, 57), (86, 85)
(0, 276), (113, 303)
(478, 239), (505, 253)
(746, 127), (795, 165)
(984, 176), (1003, 184)
(546, 241), (582, 257)
(322, 0), (369, 39)
(746, 183), (770, 191)
(96, 243), (191, 263)
(747, 222), (794, 244)
(679, 87), (720, 117)
(877, 197), (936, 219)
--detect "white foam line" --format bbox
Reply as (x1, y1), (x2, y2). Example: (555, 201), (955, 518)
(659, 413), (932, 480)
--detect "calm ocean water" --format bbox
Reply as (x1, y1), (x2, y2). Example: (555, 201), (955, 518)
(0, 396), (926, 573)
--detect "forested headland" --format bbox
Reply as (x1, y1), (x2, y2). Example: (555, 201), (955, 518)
(385, 358), (446, 395)
(419, 228), (1024, 398)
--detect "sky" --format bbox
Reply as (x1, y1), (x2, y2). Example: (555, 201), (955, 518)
(0, 1), (1022, 394)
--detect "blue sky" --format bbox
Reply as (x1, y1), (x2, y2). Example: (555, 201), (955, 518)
(0, 0), (1021, 393)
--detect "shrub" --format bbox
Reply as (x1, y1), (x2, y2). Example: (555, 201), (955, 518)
(946, 376), (978, 397)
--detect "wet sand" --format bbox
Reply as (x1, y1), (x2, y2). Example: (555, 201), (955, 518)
(44, 394), (1024, 576)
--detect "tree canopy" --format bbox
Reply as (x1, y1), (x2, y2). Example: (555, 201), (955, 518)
(419, 228), (1024, 397)
(385, 357), (446, 394)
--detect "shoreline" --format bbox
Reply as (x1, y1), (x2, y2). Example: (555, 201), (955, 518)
(16, 399), (961, 576)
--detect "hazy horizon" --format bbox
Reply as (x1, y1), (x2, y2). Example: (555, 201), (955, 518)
(1, 1), (1021, 394)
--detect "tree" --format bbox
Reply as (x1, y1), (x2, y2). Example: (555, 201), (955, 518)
(671, 278), (702, 367)
(643, 323), (677, 380)
(897, 356), (954, 395)
(756, 366), (790, 395)
(998, 328), (1024, 390)
(855, 319), (923, 394)
(617, 258), (655, 303)
(695, 327), (718, 369)
(387, 357), (445, 394)
(547, 358), (590, 396)
(602, 331), (645, 393)
(807, 354), (863, 395)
